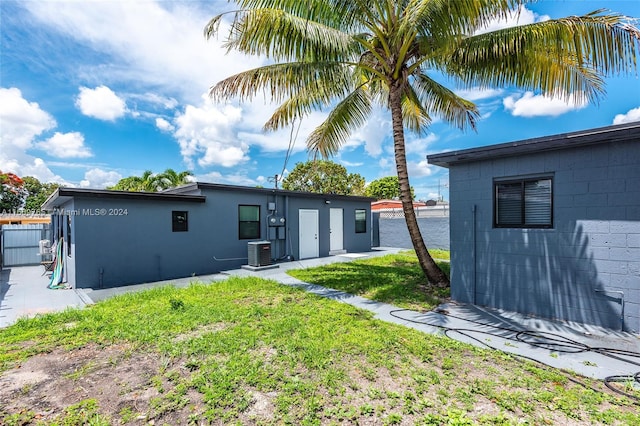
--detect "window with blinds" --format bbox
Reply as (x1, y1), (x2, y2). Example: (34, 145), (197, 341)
(494, 177), (552, 228)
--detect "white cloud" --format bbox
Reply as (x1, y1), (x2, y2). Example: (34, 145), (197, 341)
(76, 85), (126, 121)
(426, 192), (440, 200)
(36, 132), (92, 158)
(80, 168), (122, 188)
(349, 108), (390, 157)
(238, 130), (303, 154)
(405, 133), (438, 155)
(173, 98), (248, 168)
(0, 87), (56, 150)
(613, 106), (640, 124)
(195, 171), (261, 187)
(455, 87), (504, 101)
(24, 1), (263, 105)
(340, 160), (364, 167)
(234, 101), (327, 154)
(503, 92), (587, 117)
(475, 5), (550, 35)
(0, 88), (72, 184)
(0, 156), (70, 186)
(167, 94), (330, 168)
(155, 117), (175, 132)
(129, 92), (178, 110)
(408, 160), (434, 178)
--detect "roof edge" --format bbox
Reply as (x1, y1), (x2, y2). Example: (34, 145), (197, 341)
(41, 187), (206, 210)
(427, 122), (640, 168)
(191, 182), (376, 202)
(41, 183), (375, 210)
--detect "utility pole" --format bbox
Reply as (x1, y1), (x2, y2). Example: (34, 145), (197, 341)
(438, 179), (449, 202)
(268, 174), (280, 189)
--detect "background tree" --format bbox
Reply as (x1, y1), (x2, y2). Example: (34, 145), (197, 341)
(206, 0), (640, 288)
(108, 170), (153, 191)
(282, 160), (366, 195)
(108, 169), (193, 192)
(154, 169), (194, 190)
(0, 171), (25, 211)
(366, 176), (414, 200)
(22, 176), (60, 211)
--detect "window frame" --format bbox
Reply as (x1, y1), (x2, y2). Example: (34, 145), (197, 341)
(493, 176), (553, 229)
(355, 209), (367, 234)
(238, 205), (261, 240)
(172, 210), (189, 232)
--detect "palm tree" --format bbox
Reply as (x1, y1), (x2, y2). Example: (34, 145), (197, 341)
(155, 168), (194, 190)
(205, 0), (639, 288)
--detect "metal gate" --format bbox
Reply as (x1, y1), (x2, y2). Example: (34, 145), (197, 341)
(1, 224), (51, 267)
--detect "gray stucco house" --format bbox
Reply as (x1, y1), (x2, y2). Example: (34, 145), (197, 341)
(42, 183), (374, 289)
(427, 122), (640, 332)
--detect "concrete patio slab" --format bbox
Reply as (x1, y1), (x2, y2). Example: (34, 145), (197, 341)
(0, 266), (86, 328)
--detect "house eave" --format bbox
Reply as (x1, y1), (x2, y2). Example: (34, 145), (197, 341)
(427, 122), (640, 168)
(41, 188), (206, 211)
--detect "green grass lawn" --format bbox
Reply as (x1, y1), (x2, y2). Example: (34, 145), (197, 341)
(1, 259), (638, 425)
(287, 250), (451, 311)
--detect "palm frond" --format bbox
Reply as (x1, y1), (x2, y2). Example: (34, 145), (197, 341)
(415, 0), (517, 40)
(446, 11), (639, 102)
(402, 85), (432, 133)
(209, 62), (351, 103)
(264, 77), (345, 130)
(556, 11), (640, 74)
(233, 0), (364, 31)
(206, 5), (363, 62)
(307, 87), (372, 158)
(413, 74), (479, 131)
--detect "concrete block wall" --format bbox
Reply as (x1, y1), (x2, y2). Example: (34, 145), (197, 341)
(65, 189), (373, 289)
(449, 139), (640, 332)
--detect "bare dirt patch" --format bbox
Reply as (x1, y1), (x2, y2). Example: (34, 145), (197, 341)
(0, 343), (203, 424)
(171, 322), (228, 343)
(0, 340), (634, 425)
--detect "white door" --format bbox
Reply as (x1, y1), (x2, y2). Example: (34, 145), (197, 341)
(329, 208), (344, 254)
(299, 209), (319, 259)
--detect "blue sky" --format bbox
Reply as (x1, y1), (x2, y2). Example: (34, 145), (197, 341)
(1, 0), (639, 201)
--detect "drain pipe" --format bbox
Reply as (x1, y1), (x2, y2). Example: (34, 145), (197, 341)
(472, 204), (477, 305)
(285, 195), (293, 261)
(594, 289), (625, 332)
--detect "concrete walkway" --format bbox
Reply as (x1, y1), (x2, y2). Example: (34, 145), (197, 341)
(3, 248), (640, 382)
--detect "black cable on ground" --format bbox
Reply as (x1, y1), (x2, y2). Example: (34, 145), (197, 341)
(389, 308), (640, 402)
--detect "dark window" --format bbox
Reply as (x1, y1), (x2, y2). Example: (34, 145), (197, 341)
(66, 216), (72, 256)
(494, 177), (552, 228)
(239, 205), (260, 239)
(355, 209), (367, 233)
(172, 211), (188, 232)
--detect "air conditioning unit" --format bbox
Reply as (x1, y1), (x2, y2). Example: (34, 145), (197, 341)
(248, 241), (272, 267)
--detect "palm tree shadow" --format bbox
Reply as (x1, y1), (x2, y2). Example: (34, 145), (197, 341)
(472, 221), (625, 332)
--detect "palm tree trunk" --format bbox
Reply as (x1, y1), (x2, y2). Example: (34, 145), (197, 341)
(389, 81), (450, 288)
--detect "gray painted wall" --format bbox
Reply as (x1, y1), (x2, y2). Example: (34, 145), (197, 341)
(59, 187), (371, 289)
(449, 139), (639, 332)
